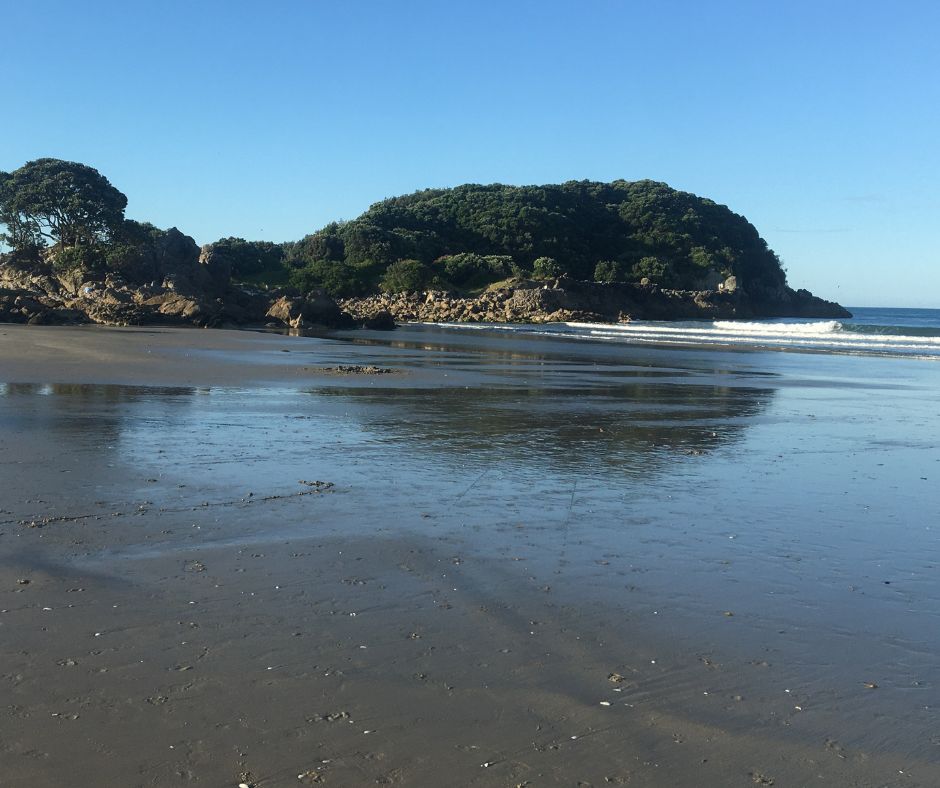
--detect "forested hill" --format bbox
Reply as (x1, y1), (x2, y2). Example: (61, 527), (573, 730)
(2, 159), (796, 305)
(1, 160), (849, 326)
(286, 180), (789, 296)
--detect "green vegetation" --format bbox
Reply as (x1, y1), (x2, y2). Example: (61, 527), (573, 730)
(288, 259), (365, 297)
(209, 237), (285, 281)
(0, 160), (194, 281)
(2, 161), (788, 298)
(1, 159), (127, 266)
(282, 180), (787, 295)
(593, 260), (628, 283)
(532, 256), (563, 279)
(379, 259), (429, 293)
(438, 253), (518, 288)
(0, 159), (126, 250)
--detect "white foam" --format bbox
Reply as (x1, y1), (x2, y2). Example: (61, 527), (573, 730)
(712, 320), (843, 335)
(417, 319), (940, 358)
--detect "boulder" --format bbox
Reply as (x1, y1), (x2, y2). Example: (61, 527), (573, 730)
(266, 292), (353, 329)
(141, 292), (209, 322)
(362, 310), (396, 330)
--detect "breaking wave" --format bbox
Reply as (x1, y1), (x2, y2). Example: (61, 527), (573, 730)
(424, 316), (940, 358)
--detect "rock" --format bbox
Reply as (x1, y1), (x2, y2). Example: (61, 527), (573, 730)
(265, 295), (297, 324)
(198, 244), (233, 290)
(141, 292), (209, 322)
(362, 310), (396, 330)
(697, 270), (725, 290)
(318, 365), (394, 375)
(154, 228), (202, 286)
(509, 286), (563, 315)
(337, 276), (851, 325)
(1, 243), (850, 330)
(265, 293), (354, 329)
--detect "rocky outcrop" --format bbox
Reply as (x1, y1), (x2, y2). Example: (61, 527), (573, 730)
(339, 278), (851, 325)
(0, 241), (347, 330)
(265, 293), (354, 329)
(2, 251), (848, 331)
(0, 221), (367, 329)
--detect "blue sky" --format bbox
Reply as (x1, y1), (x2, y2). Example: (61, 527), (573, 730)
(2, 0), (937, 306)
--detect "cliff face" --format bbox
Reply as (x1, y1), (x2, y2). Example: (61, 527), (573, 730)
(339, 278), (851, 325)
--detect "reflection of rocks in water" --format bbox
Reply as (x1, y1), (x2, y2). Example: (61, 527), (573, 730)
(0, 382), (199, 456)
(0, 382), (198, 399)
(314, 382), (775, 474)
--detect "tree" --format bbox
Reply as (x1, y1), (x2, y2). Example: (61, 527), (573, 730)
(594, 260), (627, 282)
(0, 159), (127, 252)
(436, 252), (516, 288)
(0, 170), (39, 254)
(208, 237), (285, 279)
(285, 225), (345, 267)
(532, 256), (562, 279)
(289, 259), (368, 297)
(379, 259), (428, 293)
(633, 256), (674, 285)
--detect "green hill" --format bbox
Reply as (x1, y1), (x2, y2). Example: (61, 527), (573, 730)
(284, 180), (788, 296)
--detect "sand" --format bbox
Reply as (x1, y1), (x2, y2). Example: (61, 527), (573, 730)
(1, 324), (939, 787)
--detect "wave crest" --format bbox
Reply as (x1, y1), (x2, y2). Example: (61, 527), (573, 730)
(711, 320), (843, 335)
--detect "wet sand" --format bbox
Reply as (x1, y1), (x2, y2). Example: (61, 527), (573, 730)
(2, 324), (939, 787)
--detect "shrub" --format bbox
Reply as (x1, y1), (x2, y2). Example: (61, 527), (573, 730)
(379, 259), (428, 293)
(594, 260), (627, 283)
(437, 253), (515, 288)
(632, 256), (675, 286)
(532, 256), (562, 279)
(289, 260), (369, 298)
(50, 245), (102, 273)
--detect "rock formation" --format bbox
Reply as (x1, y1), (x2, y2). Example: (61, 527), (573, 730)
(339, 277), (850, 326)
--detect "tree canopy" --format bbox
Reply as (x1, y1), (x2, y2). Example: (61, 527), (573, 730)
(0, 159), (127, 253)
(291, 180), (787, 295)
(1, 161), (790, 299)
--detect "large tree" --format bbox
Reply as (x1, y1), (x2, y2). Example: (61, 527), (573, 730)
(0, 158), (127, 252)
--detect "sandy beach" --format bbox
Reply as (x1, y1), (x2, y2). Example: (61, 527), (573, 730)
(2, 324), (939, 787)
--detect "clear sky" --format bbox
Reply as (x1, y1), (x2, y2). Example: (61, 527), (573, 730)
(2, 0), (937, 307)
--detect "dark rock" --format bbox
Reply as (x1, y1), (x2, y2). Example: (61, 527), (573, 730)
(362, 310), (396, 330)
(140, 292), (210, 323)
(319, 365), (395, 375)
(198, 244), (233, 292)
(265, 292), (354, 329)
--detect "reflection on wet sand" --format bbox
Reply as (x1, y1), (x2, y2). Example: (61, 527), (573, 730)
(314, 381), (775, 475)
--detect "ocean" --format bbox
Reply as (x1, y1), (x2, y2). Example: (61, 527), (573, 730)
(427, 306), (940, 359)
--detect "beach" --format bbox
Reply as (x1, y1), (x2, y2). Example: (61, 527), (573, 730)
(2, 322), (939, 787)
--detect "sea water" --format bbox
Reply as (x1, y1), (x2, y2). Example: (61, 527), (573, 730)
(429, 306), (940, 358)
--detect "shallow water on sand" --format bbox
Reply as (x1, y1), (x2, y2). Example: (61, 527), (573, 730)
(2, 323), (939, 786)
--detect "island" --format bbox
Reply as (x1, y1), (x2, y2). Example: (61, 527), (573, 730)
(0, 159), (849, 329)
